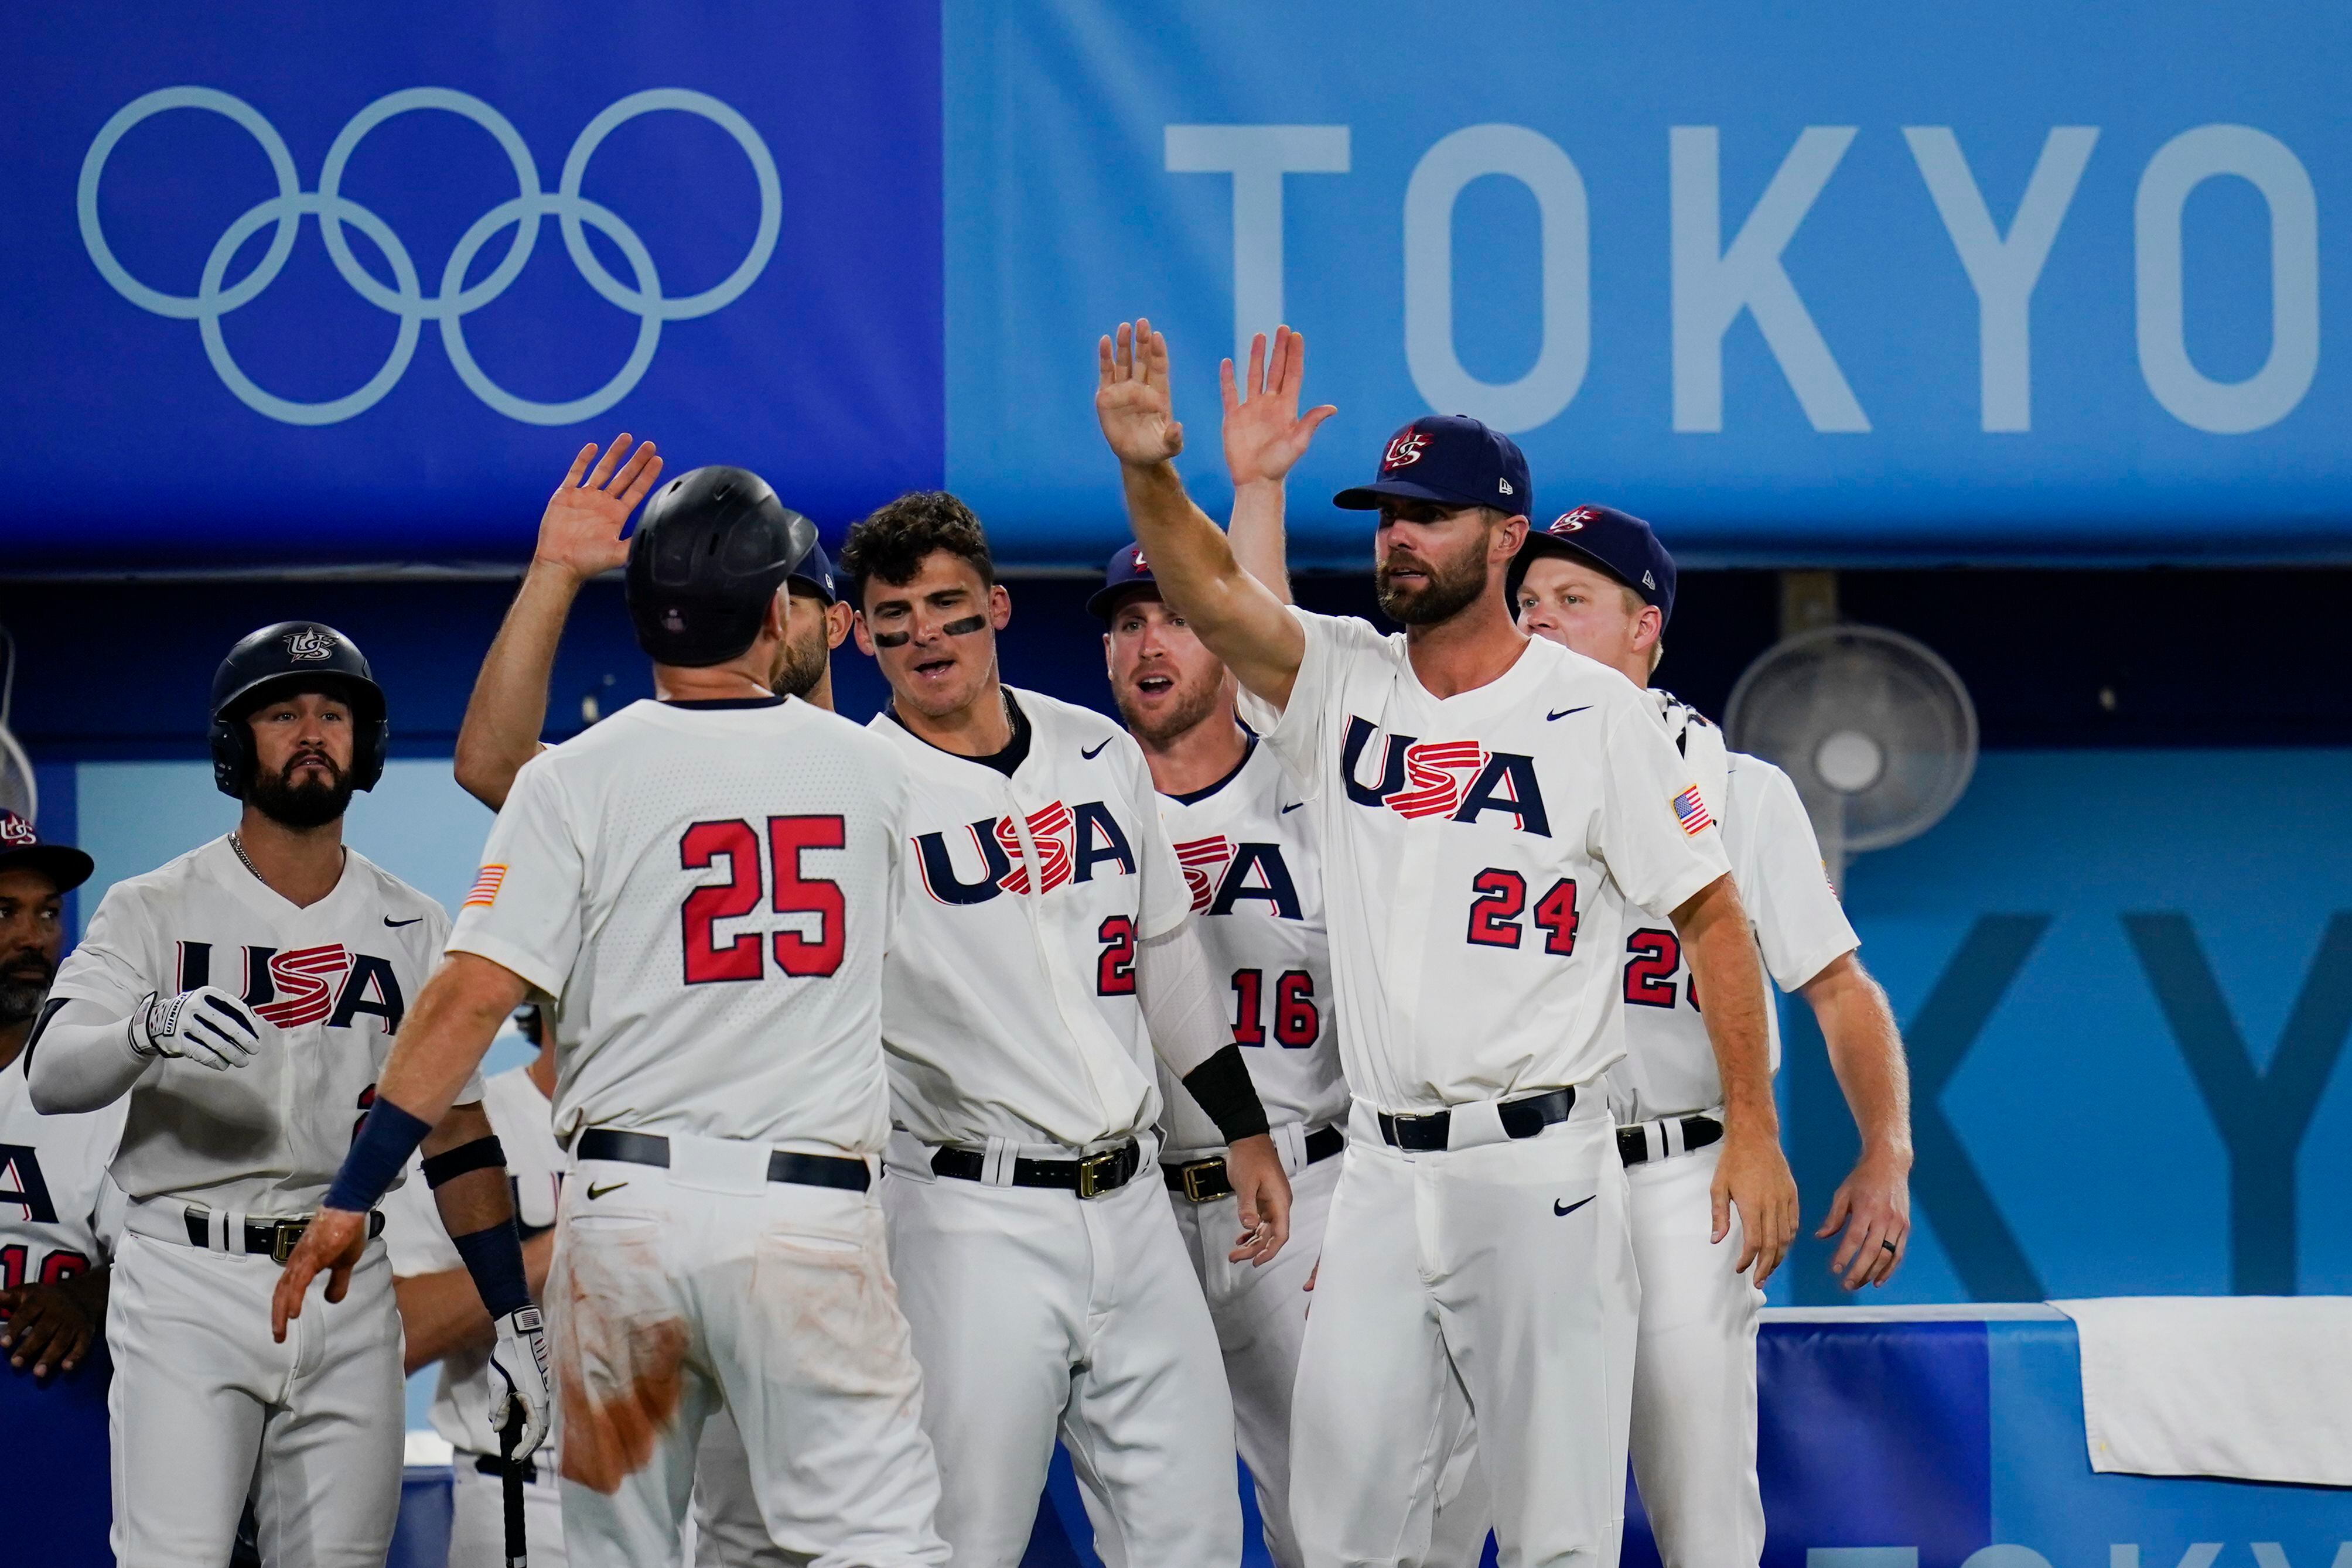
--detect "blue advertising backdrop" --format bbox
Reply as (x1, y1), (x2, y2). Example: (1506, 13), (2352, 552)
(11, 3), (2352, 566)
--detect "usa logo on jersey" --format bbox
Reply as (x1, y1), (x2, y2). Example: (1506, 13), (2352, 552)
(914, 800), (1138, 906)
(1341, 717), (1551, 836)
(173, 940), (408, 1031)
(1171, 835), (1306, 920)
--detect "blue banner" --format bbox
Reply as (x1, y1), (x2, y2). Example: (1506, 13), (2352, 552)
(944, 1), (2352, 566)
(2, 2), (940, 568)
(11, 5), (2352, 566)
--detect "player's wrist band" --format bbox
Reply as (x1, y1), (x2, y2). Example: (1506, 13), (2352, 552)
(451, 1219), (534, 1320)
(1180, 1044), (1272, 1146)
(323, 1098), (434, 1215)
(423, 1135), (508, 1188)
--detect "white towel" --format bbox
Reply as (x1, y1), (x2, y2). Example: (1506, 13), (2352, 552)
(2052, 1296), (2352, 1487)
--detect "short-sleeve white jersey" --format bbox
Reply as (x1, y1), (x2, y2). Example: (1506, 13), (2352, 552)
(868, 686), (1193, 1152)
(381, 1063), (565, 1458)
(0, 1056), (127, 1284)
(42, 839), (456, 1215)
(1235, 611), (1730, 1113)
(1153, 737), (1346, 1158)
(1607, 695), (1860, 1124)
(447, 696), (902, 1156)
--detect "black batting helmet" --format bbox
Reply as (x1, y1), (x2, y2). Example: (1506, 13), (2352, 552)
(626, 466), (816, 667)
(209, 622), (388, 798)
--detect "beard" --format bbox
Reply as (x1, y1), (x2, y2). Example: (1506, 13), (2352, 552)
(0, 954), (54, 1027)
(1114, 668), (1226, 747)
(1374, 533), (1492, 626)
(776, 623), (829, 699)
(248, 751), (354, 829)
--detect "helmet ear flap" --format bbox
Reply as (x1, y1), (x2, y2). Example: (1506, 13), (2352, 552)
(351, 707), (388, 793)
(210, 715), (253, 800)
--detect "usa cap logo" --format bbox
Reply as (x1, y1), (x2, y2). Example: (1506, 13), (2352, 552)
(0, 811), (35, 848)
(1551, 507), (1596, 534)
(1382, 432), (1430, 470)
(282, 627), (336, 661)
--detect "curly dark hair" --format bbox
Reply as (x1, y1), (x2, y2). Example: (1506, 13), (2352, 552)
(839, 491), (998, 606)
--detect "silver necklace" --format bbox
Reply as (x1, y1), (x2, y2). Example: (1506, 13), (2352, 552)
(227, 832), (265, 883)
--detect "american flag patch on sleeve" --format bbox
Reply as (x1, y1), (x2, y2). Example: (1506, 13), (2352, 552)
(1671, 786), (1714, 835)
(464, 865), (507, 908)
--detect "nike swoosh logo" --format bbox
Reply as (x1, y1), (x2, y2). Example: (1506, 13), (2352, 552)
(586, 1181), (629, 1200)
(1281, 802), (1305, 814)
(1553, 1195), (1595, 1217)
(383, 916), (424, 928)
(1546, 706), (1592, 722)
(1081, 739), (1111, 759)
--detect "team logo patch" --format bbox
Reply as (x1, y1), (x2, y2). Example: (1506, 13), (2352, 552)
(1341, 718), (1552, 836)
(254, 944), (353, 1028)
(1382, 432), (1430, 470)
(1129, 545), (1149, 572)
(995, 801), (1076, 895)
(0, 811), (34, 848)
(913, 800), (1138, 906)
(465, 865), (507, 907)
(1550, 507), (1596, 534)
(1672, 785), (1714, 835)
(282, 627), (336, 661)
(1174, 835), (1237, 913)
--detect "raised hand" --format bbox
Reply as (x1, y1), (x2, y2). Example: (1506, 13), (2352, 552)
(535, 433), (664, 582)
(1221, 326), (1337, 487)
(1095, 320), (1186, 467)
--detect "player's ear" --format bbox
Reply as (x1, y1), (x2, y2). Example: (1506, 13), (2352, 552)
(825, 602), (853, 651)
(849, 610), (876, 657)
(989, 582), (1012, 631)
(1493, 511), (1530, 561)
(764, 585), (791, 644)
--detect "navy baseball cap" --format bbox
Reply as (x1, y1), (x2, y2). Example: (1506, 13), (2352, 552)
(0, 809), (93, 893)
(1508, 504), (1679, 626)
(1087, 541), (1158, 621)
(785, 537), (838, 606)
(1333, 414), (1533, 520)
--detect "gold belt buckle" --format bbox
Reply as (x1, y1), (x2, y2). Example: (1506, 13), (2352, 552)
(1180, 1157), (1226, 1204)
(270, 1221), (306, 1265)
(1076, 1150), (1119, 1199)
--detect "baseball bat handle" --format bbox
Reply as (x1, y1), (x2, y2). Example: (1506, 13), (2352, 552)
(501, 1408), (528, 1568)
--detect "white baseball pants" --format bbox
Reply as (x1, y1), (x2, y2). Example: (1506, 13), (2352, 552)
(549, 1136), (948, 1568)
(106, 1228), (405, 1568)
(448, 1455), (568, 1568)
(1416, 1136), (1763, 1568)
(1289, 1094), (1637, 1568)
(686, 1404), (793, 1567)
(1165, 1143), (1341, 1568)
(882, 1149), (1242, 1568)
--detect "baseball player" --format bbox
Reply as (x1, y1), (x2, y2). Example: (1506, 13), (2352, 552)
(1502, 504), (1911, 1566)
(278, 468), (950, 1568)
(1097, 319), (1797, 1568)
(449, 435), (862, 1568)
(384, 1002), (570, 1566)
(1084, 326), (1346, 1568)
(838, 489), (1289, 1568)
(24, 623), (541, 1568)
(0, 809), (122, 1388)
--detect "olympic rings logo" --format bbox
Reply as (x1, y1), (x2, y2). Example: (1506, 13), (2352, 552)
(78, 87), (780, 427)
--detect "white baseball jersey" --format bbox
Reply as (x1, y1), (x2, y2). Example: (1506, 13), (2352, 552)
(0, 1057), (127, 1287)
(1236, 611), (1729, 1111)
(868, 686), (1192, 1150)
(1607, 695), (1859, 1125)
(381, 1063), (564, 1458)
(1154, 737), (1345, 1157)
(43, 838), (457, 1214)
(448, 696), (903, 1156)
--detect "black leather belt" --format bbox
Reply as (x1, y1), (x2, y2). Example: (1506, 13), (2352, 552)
(1377, 1087), (1576, 1153)
(931, 1139), (1142, 1198)
(1165, 1125), (1344, 1203)
(1617, 1113), (1724, 1167)
(185, 1208), (384, 1265)
(575, 1128), (871, 1193)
